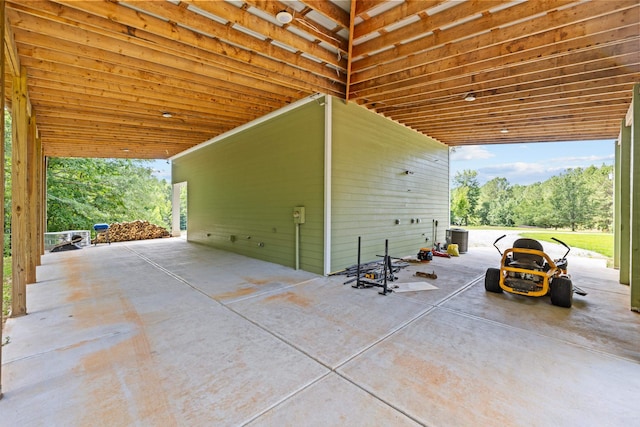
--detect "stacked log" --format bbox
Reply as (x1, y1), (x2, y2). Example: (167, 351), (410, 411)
(92, 220), (170, 244)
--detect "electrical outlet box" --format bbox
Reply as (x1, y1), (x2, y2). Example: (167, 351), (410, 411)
(293, 206), (305, 224)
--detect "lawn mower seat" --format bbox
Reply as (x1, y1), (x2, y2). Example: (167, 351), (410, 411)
(511, 238), (545, 268)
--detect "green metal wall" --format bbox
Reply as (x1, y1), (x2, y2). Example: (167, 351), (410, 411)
(614, 83), (639, 312)
(173, 100), (326, 274)
(330, 99), (449, 272)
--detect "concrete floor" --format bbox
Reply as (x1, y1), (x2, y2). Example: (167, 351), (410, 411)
(1, 237), (638, 426)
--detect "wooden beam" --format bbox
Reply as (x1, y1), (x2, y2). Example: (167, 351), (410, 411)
(354, 1), (444, 40)
(38, 135), (44, 257)
(183, 0), (345, 67)
(351, 5), (639, 90)
(345, 0), (356, 102)
(352, 0), (512, 58)
(11, 66), (28, 317)
(376, 77), (634, 117)
(7, 11), (310, 100)
(26, 113), (37, 283)
(3, 0), (19, 75)
(355, 0), (388, 16)
(298, 0), (350, 29)
(353, 0), (634, 72)
(244, 1), (349, 53)
(16, 52), (287, 111)
(21, 0), (345, 87)
(360, 47), (640, 108)
(384, 88), (634, 122)
(0, 0), (5, 400)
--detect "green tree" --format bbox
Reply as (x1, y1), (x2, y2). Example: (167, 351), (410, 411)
(583, 164), (614, 231)
(47, 158), (171, 232)
(180, 185), (188, 231)
(477, 177), (515, 226)
(512, 182), (557, 228)
(451, 185), (471, 225)
(451, 170), (480, 225)
(549, 168), (590, 231)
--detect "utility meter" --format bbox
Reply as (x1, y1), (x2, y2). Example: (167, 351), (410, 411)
(293, 207), (305, 224)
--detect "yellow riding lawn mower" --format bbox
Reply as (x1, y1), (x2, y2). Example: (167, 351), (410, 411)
(485, 235), (587, 308)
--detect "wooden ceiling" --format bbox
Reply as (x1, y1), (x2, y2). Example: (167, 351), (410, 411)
(4, 0), (639, 159)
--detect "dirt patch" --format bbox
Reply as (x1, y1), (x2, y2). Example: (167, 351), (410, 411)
(265, 291), (312, 307)
(212, 286), (257, 300)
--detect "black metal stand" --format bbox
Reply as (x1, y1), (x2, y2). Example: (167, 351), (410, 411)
(356, 236), (362, 288)
(345, 237), (397, 295)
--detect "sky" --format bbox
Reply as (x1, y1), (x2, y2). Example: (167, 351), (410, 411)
(150, 159), (172, 182)
(151, 139), (616, 186)
(450, 140), (616, 186)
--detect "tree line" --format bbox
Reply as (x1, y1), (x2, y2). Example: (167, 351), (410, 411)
(450, 165), (613, 231)
(45, 157), (172, 232)
(4, 113), (173, 251)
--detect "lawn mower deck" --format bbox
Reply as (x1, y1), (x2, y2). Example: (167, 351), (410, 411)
(485, 235), (586, 308)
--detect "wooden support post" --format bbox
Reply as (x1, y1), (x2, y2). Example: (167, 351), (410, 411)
(43, 157), (48, 238)
(37, 140), (44, 258)
(11, 66), (29, 317)
(33, 134), (44, 260)
(26, 115), (37, 283)
(1, 0), (6, 400)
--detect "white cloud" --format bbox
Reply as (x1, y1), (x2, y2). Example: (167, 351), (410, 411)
(481, 162), (545, 175)
(550, 154), (614, 164)
(450, 145), (494, 161)
(478, 162), (561, 185)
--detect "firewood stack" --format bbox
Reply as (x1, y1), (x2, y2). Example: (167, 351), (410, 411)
(92, 220), (170, 244)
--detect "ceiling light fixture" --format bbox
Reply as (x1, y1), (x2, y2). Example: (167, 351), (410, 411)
(500, 129), (509, 134)
(161, 112), (173, 118)
(276, 10), (293, 24)
(464, 93), (476, 102)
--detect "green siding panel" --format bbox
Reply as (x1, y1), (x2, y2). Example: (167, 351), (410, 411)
(173, 101), (325, 274)
(618, 122), (631, 285)
(330, 99), (449, 272)
(631, 84), (640, 311)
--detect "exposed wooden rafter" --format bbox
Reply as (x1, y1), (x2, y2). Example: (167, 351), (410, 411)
(1, 0), (637, 158)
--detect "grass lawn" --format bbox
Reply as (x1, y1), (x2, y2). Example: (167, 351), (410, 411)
(518, 232), (613, 258)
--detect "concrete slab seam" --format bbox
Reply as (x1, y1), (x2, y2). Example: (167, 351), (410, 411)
(219, 301), (335, 370)
(225, 277), (323, 305)
(123, 245), (224, 306)
(3, 331), (126, 365)
(434, 273), (640, 364)
(124, 245), (337, 371)
(330, 372), (425, 426)
(238, 371), (333, 426)
(123, 245), (357, 423)
(304, 275), (489, 425)
(218, 283), (437, 425)
(434, 274), (485, 307)
(390, 274), (484, 307)
(332, 305), (437, 370)
(436, 305), (640, 365)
